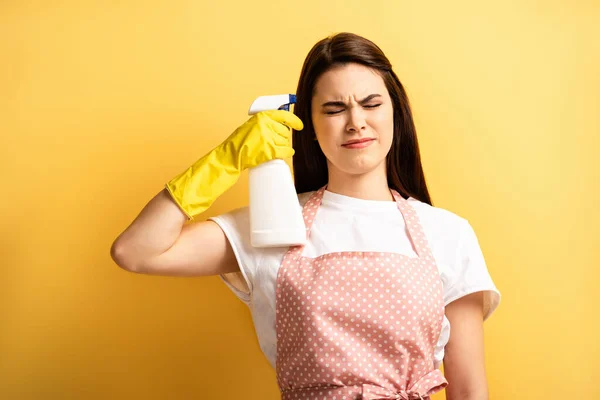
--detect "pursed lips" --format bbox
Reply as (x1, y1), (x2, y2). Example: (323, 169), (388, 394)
(342, 138), (376, 147)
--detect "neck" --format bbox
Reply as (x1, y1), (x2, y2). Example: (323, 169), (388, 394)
(326, 161), (393, 201)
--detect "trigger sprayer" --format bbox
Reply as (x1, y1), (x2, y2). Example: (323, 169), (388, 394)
(247, 94), (306, 248)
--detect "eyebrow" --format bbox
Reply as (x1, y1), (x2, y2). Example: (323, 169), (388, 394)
(320, 94), (382, 108)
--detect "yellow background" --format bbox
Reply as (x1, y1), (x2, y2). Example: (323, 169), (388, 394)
(1, 1), (598, 398)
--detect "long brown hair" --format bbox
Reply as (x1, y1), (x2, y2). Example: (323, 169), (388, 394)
(292, 32), (433, 206)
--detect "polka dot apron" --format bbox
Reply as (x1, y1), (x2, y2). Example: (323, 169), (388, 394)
(275, 186), (448, 399)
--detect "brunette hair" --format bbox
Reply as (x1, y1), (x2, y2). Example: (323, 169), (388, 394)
(292, 32), (433, 205)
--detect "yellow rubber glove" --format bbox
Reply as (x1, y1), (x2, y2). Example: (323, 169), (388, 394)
(165, 110), (304, 221)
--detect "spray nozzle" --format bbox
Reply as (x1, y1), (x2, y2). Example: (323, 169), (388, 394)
(248, 94), (297, 115)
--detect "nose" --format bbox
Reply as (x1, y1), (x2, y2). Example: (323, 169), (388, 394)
(346, 107), (367, 133)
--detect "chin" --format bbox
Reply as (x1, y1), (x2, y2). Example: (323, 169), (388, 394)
(331, 156), (385, 176)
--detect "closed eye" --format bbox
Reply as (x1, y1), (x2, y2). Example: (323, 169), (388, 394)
(325, 104), (382, 115)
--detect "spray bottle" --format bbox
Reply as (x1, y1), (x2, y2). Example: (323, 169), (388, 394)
(246, 94), (306, 248)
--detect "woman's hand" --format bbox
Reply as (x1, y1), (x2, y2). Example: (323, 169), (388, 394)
(165, 110), (303, 220)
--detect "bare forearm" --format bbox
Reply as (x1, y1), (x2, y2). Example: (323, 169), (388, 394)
(443, 292), (490, 400)
(111, 188), (187, 270)
(446, 387), (488, 400)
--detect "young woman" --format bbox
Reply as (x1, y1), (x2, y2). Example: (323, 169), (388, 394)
(111, 32), (501, 400)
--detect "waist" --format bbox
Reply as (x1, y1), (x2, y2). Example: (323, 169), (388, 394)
(281, 382), (438, 400)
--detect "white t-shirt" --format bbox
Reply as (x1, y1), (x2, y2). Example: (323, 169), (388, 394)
(209, 190), (501, 370)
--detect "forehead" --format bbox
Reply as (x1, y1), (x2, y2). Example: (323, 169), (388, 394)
(313, 63), (386, 99)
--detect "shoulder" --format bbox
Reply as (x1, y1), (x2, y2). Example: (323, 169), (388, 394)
(409, 198), (501, 317)
(407, 198), (476, 286)
(208, 191), (317, 256)
(407, 197), (470, 240)
(407, 199), (488, 263)
(208, 205), (251, 242)
(211, 191), (315, 227)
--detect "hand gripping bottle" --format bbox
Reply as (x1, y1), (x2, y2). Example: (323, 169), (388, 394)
(247, 94), (306, 248)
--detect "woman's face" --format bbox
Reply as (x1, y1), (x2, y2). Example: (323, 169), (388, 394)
(311, 63), (394, 177)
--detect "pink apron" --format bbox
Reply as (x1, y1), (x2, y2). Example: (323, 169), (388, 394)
(275, 186), (448, 399)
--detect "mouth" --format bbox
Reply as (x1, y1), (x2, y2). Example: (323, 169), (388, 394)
(342, 138), (376, 149)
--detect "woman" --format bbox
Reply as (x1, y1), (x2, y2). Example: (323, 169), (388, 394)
(111, 32), (501, 399)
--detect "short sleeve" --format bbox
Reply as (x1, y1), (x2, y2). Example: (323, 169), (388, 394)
(208, 206), (259, 306)
(443, 219), (501, 321)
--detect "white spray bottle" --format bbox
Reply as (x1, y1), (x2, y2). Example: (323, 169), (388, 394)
(246, 94), (306, 248)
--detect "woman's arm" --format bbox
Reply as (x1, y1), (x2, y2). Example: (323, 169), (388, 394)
(443, 291), (489, 400)
(110, 188), (239, 277)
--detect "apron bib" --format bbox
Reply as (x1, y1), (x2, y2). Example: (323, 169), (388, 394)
(275, 186), (447, 399)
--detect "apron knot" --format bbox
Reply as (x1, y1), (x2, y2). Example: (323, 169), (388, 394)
(361, 369), (448, 400)
(360, 383), (424, 400)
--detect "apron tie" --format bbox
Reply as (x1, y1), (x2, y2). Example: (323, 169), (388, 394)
(361, 383), (424, 400)
(361, 369), (447, 400)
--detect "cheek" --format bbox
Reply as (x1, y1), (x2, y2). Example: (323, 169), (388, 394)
(373, 107), (394, 126)
(375, 110), (394, 144)
(311, 113), (325, 135)
(313, 117), (339, 141)
(318, 134), (339, 157)
(312, 120), (339, 157)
